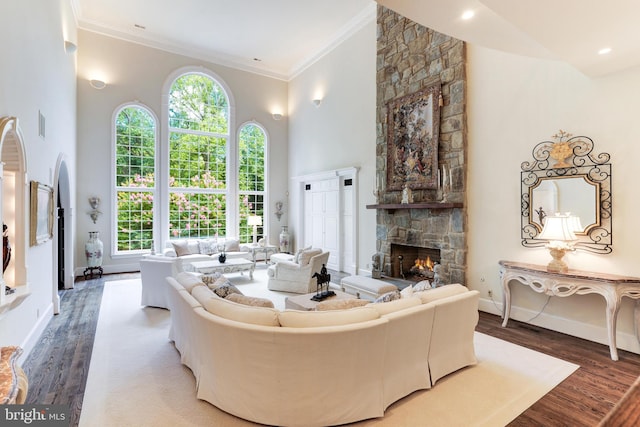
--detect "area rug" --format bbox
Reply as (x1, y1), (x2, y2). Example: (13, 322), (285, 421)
(79, 276), (578, 427)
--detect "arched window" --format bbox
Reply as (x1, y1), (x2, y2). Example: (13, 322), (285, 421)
(168, 73), (229, 238)
(114, 105), (157, 253)
(238, 122), (267, 243)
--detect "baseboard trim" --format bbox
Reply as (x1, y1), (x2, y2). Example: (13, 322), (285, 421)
(19, 302), (54, 364)
(479, 297), (640, 355)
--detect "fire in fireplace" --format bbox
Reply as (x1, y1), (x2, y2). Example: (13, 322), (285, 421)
(390, 244), (441, 282)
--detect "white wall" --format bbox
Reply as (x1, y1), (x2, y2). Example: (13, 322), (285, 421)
(288, 19), (377, 272)
(76, 30), (288, 274)
(0, 0), (77, 354)
(467, 44), (640, 353)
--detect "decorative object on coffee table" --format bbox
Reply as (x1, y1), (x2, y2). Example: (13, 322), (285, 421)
(217, 243), (226, 263)
(311, 264), (335, 302)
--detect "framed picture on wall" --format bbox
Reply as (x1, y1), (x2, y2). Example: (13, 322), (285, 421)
(30, 181), (54, 246)
(386, 82), (441, 191)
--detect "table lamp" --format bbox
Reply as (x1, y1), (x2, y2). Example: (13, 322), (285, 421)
(248, 215), (262, 245)
(538, 213), (577, 273)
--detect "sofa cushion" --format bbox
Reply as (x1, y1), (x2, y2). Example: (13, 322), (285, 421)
(202, 296), (280, 327)
(191, 284), (219, 305)
(416, 283), (468, 304)
(175, 272), (206, 293)
(366, 296), (421, 316)
(413, 280), (431, 292)
(171, 240), (193, 257)
(373, 290), (401, 303)
(278, 307), (379, 328)
(315, 298), (369, 311)
(298, 248), (322, 266)
(209, 276), (243, 298)
(198, 239), (217, 255)
(226, 293), (275, 308)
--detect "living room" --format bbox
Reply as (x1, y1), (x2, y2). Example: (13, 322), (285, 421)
(2, 0), (640, 423)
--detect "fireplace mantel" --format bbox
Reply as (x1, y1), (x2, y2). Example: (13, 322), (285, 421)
(366, 202), (463, 211)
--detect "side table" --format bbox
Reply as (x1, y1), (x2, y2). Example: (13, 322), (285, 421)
(499, 260), (640, 361)
(249, 245), (278, 264)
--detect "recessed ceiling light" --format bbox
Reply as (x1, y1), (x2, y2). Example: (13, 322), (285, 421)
(461, 10), (475, 20)
(598, 47), (612, 55)
(134, 24), (146, 30)
(253, 58), (262, 62)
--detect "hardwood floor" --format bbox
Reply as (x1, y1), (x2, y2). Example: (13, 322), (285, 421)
(21, 273), (640, 427)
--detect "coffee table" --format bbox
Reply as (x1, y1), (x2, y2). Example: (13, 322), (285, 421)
(284, 290), (357, 311)
(191, 258), (255, 280)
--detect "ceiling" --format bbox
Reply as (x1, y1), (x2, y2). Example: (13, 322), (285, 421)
(72, 0), (640, 80)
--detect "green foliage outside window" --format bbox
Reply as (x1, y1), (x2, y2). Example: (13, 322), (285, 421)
(238, 124), (266, 243)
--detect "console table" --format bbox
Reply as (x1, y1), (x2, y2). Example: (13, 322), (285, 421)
(499, 260), (640, 361)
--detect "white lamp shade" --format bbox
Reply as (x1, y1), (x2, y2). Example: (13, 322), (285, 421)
(539, 214), (576, 242)
(248, 215), (262, 226)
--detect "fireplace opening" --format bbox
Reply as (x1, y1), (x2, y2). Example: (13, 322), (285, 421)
(390, 244), (441, 282)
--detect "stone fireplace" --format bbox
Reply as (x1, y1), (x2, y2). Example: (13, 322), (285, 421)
(371, 7), (467, 286)
(390, 244), (440, 281)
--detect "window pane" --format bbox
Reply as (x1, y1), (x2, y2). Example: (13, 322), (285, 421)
(169, 192), (226, 238)
(169, 74), (229, 134)
(238, 124), (265, 192)
(117, 190), (154, 251)
(238, 194), (264, 243)
(169, 132), (226, 189)
(115, 107), (155, 187)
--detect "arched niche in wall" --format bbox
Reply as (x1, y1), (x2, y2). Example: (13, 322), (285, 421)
(0, 116), (30, 312)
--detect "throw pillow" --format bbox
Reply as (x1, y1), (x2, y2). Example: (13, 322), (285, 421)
(198, 239), (217, 255)
(373, 290), (401, 303)
(226, 293), (274, 308)
(366, 296), (421, 315)
(315, 298), (369, 311)
(400, 285), (414, 298)
(171, 240), (192, 257)
(209, 276), (243, 298)
(224, 238), (240, 252)
(298, 248), (322, 266)
(416, 283), (468, 304)
(413, 280), (431, 292)
(294, 245), (312, 263)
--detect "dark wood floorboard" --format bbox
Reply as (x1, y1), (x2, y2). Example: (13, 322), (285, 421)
(20, 274), (640, 427)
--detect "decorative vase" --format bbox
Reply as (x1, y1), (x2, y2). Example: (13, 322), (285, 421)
(218, 252), (226, 263)
(279, 226), (290, 254)
(85, 231), (103, 267)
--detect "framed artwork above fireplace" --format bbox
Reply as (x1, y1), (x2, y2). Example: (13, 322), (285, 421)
(386, 82), (441, 191)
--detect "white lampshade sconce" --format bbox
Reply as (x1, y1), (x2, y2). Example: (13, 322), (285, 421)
(538, 213), (580, 273)
(272, 113), (283, 121)
(64, 40), (77, 54)
(248, 215), (263, 244)
(312, 98), (322, 108)
(89, 79), (107, 90)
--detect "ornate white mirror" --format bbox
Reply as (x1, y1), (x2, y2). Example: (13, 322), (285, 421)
(521, 130), (612, 253)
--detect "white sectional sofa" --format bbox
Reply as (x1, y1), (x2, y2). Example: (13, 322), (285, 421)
(165, 273), (480, 427)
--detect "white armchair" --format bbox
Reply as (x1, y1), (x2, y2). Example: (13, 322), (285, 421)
(267, 250), (330, 294)
(140, 256), (184, 309)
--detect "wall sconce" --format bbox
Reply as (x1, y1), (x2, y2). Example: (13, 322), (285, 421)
(88, 196), (102, 224)
(64, 40), (77, 54)
(272, 113), (283, 121)
(89, 79), (106, 90)
(247, 215), (263, 245)
(538, 213), (577, 273)
(312, 98), (322, 108)
(275, 201), (284, 221)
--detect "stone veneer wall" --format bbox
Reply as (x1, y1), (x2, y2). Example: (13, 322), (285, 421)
(375, 6), (467, 284)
